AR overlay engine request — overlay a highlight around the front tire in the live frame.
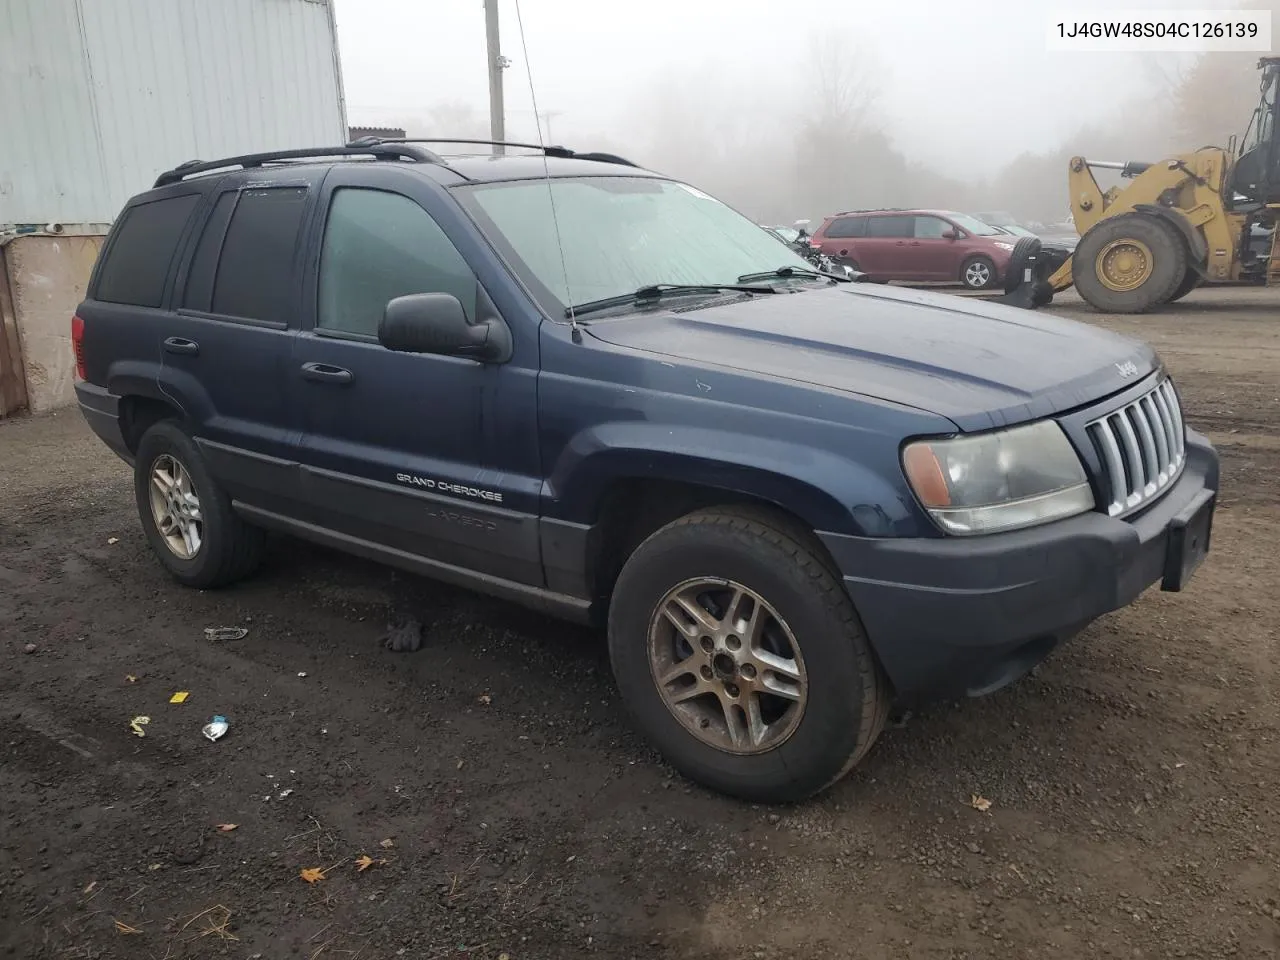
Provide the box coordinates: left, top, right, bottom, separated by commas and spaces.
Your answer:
960, 256, 997, 290
1073, 213, 1188, 313
134, 421, 264, 589
607, 507, 889, 803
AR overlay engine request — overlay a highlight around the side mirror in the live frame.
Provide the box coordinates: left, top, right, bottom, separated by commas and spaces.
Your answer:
940, 229, 957, 240
378, 293, 511, 362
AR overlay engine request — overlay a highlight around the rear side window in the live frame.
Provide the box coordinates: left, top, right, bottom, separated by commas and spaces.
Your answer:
181, 193, 237, 311
210, 187, 309, 322
94, 194, 200, 307
865, 216, 914, 238
824, 216, 865, 239
317, 188, 477, 338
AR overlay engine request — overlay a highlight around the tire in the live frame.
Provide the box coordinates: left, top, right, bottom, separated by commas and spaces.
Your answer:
1073, 213, 1188, 314
960, 255, 997, 290
607, 506, 890, 803
134, 421, 265, 589
1168, 267, 1201, 302
1002, 237, 1043, 294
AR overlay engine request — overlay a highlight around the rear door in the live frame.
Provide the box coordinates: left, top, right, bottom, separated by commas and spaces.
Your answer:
285, 165, 544, 587
162, 167, 325, 505
858, 215, 916, 277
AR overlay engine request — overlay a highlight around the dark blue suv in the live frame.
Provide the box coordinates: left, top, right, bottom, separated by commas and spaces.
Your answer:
73, 139, 1219, 802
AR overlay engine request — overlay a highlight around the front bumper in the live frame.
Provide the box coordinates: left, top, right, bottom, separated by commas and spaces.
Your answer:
819, 430, 1219, 700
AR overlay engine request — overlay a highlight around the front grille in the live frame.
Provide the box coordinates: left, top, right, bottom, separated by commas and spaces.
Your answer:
1086, 379, 1186, 517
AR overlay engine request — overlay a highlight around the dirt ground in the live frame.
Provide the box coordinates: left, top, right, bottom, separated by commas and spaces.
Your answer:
2, 286, 1277, 960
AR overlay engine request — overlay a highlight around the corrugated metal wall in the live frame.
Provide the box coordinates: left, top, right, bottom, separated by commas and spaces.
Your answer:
0, 0, 347, 225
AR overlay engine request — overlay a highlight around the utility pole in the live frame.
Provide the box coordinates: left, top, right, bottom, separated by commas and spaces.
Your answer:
541, 110, 563, 144
483, 0, 506, 155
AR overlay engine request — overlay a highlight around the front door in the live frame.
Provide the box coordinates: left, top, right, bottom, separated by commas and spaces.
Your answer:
287, 166, 544, 587
911, 215, 963, 281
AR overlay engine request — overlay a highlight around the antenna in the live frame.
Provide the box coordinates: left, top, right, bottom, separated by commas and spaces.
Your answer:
512, 0, 581, 342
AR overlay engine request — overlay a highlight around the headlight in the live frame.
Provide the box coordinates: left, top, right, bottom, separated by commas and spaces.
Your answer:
902, 421, 1094, 535
992, 241, 1015, 251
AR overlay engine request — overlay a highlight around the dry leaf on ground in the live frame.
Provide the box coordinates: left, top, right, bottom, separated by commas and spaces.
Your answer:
355, 854, 389, 872
216, 823, 238, 832
379, 838, 394, 849
114, 919, 143, 935
299, 867, 328, 884
970, 794, 993, 812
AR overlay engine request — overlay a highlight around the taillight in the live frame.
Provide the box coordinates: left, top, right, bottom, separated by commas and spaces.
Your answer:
71, 314, 86, 380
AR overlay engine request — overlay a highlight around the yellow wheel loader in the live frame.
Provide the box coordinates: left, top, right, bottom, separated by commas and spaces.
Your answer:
1032, 56, 1279, 314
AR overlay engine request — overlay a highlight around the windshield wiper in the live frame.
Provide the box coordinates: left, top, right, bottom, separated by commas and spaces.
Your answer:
736, 265, 844, 284
566, 283, 778, 319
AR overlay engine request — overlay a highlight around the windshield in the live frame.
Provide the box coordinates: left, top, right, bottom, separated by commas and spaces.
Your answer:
1001, 224, 1035, 237
455, 176, 816, 316
772, 227, 800, 243
947, 213, 1004, 236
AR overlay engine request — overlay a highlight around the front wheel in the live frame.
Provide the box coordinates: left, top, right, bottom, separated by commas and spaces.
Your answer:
607, 507, 890, 803
961, 256, 997, 290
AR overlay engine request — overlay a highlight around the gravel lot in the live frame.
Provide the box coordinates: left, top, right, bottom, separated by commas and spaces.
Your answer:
2, 286, 1277, 959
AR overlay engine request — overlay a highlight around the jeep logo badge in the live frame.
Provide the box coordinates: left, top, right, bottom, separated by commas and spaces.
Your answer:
1115, 360, 1139, 378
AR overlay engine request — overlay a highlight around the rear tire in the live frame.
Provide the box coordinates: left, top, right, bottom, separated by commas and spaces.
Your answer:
1073, 213, 1188, 314
960, 256, 997, 290
134, 421, 265, 589
607, 507, 890, 803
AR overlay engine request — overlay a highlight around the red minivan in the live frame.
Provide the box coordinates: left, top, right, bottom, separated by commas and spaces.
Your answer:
808, 209, 1017, 289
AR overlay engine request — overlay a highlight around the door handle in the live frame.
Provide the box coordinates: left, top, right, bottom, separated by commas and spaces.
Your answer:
300, 362, 354, 385
896, 240, 907, 245
910, 241, 921, 246
163, 337, 199, 356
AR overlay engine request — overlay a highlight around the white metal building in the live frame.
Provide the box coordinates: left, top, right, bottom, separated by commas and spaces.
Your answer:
0, 0, 348, 418
0, 0, 348, 227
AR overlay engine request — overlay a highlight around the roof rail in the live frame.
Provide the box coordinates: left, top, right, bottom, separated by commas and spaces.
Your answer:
153, 142, 445, 188
349, 137, 639, 168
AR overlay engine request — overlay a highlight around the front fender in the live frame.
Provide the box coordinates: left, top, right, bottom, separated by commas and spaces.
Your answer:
544, 420, 923, 538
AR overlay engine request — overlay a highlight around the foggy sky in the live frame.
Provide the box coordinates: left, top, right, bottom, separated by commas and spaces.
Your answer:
332, 0, 1228, 176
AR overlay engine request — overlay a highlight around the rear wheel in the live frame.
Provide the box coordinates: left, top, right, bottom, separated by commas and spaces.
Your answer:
607, 507, 890, 803
134, 421, 265, 589
1073, 213, 1188, 313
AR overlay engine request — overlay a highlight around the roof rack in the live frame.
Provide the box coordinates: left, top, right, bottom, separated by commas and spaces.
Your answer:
348, 136, 639, 168
153, 142, 445, 188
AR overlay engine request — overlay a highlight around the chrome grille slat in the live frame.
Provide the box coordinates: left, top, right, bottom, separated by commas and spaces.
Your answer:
1142, 394, 1170, 478
1086, 378, 1186, 517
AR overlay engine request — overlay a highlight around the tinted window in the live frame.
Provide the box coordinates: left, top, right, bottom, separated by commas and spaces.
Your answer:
865, 216, 914, 238
95, 194, 200, 307
824, 216, 865, 239
914, 216, 952, 239
318, 189, 477, 337
211, 187, 309, 322
181, 192, 237, 311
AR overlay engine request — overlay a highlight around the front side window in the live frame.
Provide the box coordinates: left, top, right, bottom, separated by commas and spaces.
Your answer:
913, 216, 952, 239
455, 176, 815, 313
317, 188, 477, 337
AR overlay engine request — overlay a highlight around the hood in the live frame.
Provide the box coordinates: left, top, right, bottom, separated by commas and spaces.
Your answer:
585, 284, 1157, 432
